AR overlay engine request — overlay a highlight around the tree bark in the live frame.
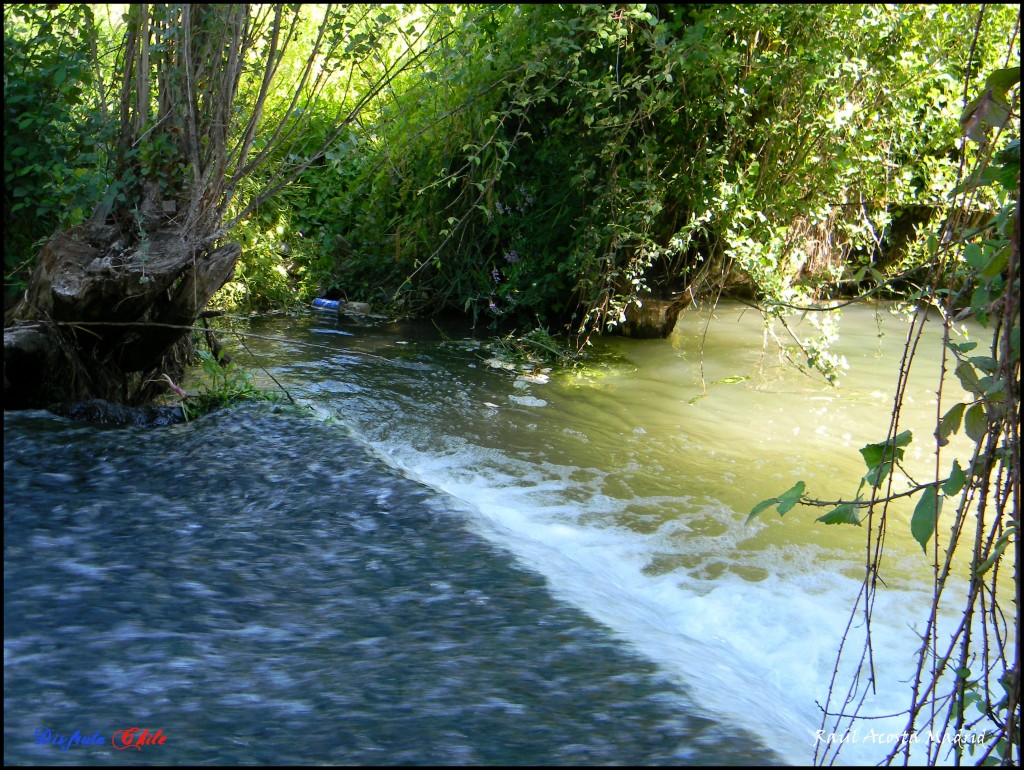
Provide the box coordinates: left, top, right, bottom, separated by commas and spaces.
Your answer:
4, 220, 239, 409
621, 296, 690, 339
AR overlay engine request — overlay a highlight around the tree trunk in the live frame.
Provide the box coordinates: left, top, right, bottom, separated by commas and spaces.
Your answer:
621, 296, 690, 339
4, 4, 249, 411
4, 220, 239, 408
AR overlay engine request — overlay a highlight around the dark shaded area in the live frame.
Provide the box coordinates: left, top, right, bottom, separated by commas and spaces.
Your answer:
51, 398, 185, 427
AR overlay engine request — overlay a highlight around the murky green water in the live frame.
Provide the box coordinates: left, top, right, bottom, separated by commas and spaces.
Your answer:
4, 301, 994, 765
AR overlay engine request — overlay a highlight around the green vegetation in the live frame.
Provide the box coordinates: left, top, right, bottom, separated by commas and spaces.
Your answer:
6, 5, 1016, 337
292, 4, 1011, 342
4, 5, 114, 292
485, 327, 580, 369
176, 349, 284, 422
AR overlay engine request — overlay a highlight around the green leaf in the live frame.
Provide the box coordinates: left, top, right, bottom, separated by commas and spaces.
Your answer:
948, 341, 977, 354
961, 90, 1011, 142
968, 356, 997, 373
964, 403, 987, 442
980, 244, 1010, 279
962, 691, 984, 713
911, 485, 942, 552
747, 497, 779, 522
970, 285, 991, 324
985, 66, 1020, 95
860, 430, 912, 486
776, 481, 805, 514
747, 481, 805, 523
975, 538, 1009, 577
993, 164, 1020, 192
860, 430, 912, 467
935, 402, 966, 446
955, 361, 983, 395
963, 243, 987, 269
816, 503, 861, 526
949, 168, 992, 196
942, 459, 967, 496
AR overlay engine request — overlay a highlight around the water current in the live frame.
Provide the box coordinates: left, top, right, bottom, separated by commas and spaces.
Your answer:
4, 301, 993, 765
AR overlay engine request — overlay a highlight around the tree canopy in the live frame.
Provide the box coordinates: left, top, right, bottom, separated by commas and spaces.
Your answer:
2, 3, 1019, 385
5, 4, 1018, 334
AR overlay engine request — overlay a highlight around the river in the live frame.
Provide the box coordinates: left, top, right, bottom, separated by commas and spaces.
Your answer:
3, 301, 991, 765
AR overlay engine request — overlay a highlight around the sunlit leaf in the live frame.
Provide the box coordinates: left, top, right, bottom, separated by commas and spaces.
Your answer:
816, 503, 861, 526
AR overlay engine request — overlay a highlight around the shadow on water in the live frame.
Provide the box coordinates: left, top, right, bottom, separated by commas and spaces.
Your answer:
4, 405, 780, 765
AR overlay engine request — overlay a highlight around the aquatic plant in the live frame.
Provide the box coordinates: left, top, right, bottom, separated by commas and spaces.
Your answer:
178, 349, 284, 421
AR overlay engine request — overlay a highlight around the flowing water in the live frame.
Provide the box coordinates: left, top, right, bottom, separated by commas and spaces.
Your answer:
4, 301, 993, 765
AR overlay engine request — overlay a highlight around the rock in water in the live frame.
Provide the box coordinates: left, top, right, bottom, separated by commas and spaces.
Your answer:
53, 399, 186, 427
622, 297, 689, 338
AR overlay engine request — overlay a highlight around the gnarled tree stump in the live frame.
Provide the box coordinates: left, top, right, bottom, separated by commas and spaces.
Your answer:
4, 221, 239, 409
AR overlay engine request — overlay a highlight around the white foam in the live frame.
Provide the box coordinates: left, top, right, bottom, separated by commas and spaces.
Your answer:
353, 435, 979, 766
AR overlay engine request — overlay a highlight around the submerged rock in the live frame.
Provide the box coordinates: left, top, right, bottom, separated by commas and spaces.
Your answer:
53, 398, 185, 427
622, 297, 689, 338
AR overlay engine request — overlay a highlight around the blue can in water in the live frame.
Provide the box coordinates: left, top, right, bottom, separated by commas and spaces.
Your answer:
312, 298, 340, 312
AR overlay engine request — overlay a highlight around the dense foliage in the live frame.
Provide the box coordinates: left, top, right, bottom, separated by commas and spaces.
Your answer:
6, 4, 1016, 339
285, 4, 1016, 340
3, 5, 115, 298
